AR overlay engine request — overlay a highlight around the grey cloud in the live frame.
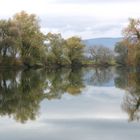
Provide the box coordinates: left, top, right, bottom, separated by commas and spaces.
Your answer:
52, 0, 140, 4
40, 15, 123, 38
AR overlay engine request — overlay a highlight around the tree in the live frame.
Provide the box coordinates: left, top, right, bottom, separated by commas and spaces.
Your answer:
89, 46, 99, 63
123, 18, 140, 41
114, 41, 128, 65
65, 37, 85, 66
46, 32, 70, 66
12, 11, 46, 66
89, 45, 114, 65
0, 11, 47, 67
0, 19, 21, 64
46, 34, 85, 66
119, 18, 140, 67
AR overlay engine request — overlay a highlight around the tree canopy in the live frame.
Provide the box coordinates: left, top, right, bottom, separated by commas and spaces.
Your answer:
115, 18, 140, 67
0, 11, 85, 68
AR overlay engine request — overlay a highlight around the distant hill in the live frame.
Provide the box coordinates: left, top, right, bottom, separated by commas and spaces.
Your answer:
83, 37, 123, 50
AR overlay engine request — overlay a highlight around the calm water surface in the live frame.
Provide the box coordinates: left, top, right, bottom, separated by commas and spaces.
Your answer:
0, 67, 139, 140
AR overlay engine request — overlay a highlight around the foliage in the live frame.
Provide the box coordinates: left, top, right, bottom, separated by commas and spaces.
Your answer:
89, 45, 114, 65
0, 19, 21, 65
115, 18, 140, 67
0, 11, 47, 67
46, 33, 85, 66
65, 37, 85, 66
114, 41, 128, 65
46, 32, 69, 66
12, 11, 47, 66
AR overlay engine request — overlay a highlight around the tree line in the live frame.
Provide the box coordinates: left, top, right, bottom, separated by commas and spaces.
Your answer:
89, 18, 140, 67
1, 11, 140, 68
0, 11, 85, 68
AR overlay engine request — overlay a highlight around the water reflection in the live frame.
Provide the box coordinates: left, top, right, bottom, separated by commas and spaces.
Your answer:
83, 67, 114, 86
0, 69, 46, 123
0, 68, 86, 123
115, 68, 140, 122
0, 67, 140, 123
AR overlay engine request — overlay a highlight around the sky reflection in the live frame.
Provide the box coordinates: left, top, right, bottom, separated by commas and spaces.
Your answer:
0, 67, 139, 140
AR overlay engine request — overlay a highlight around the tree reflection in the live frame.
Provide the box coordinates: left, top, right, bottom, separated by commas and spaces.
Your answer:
0, 67, 127, 123
0, 68, 85, 123
114, 67, 128, 89
115, 68, 140, 122
43, 68, 85, 99
0, 69, 46, 123
83, 67, 114, 86
122, 72, 140, 121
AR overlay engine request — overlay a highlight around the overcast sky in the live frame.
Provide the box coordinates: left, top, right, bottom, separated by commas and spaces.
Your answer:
0, 0, 140, 39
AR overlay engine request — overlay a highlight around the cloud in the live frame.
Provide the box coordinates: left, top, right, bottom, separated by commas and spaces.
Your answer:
0, 0, 140, 38
51, 0, 140, 4
40, 15, 126, 38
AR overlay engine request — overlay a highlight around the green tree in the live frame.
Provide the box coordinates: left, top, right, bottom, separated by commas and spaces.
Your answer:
46, 34, 85, 66
114, 42, 128, 65
46, 32, 69, 66
0, 19, 21, 65
65, 37, 85, 66
12, 11, 46, 66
